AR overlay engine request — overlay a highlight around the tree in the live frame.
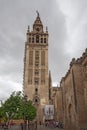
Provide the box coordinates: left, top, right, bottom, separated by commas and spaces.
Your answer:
24, 100, 36, 121
0, 91, 23, 121
0, 91, 36, 122
0, 107, 3, 123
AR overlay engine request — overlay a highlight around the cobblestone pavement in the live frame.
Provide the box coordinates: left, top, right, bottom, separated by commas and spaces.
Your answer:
0, 125, 64, 130
37, 125, 64, 130
0, 125, 21, 130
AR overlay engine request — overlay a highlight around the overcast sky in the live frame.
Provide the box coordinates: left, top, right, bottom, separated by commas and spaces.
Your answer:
0, 0, 87, 101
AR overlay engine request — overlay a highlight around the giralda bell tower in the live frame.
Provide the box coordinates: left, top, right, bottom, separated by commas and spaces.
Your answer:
23, 12, 51, 122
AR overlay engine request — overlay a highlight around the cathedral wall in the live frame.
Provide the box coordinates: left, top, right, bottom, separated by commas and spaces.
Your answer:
61, 71, 77, 130
71, 64, 87, 127
61, 49, 87, 130
56, 88, 63, 122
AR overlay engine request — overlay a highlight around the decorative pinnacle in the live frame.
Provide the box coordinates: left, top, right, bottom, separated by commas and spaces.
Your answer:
27, 25, 30, 32
46, 26, 48, 32
36, 10, 39, 17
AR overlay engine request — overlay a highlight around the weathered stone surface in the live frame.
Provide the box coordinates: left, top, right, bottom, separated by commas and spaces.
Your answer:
60, 48, 87, 130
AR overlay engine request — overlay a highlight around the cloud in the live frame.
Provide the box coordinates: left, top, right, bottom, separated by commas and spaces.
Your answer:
0, 0, 87, 100
0, 77, 22, 101
57, 0, 87, 56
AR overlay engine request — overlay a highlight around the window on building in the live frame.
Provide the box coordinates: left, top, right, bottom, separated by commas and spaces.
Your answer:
44, 38, 46, 43
33, 96, 40, 105
35, 88, 38, 92
35, 99, 38, 102
32, 37, 34, 43
41, 38, 43, 43
35, 88, 38, 95
36, 35, 39, 43
29, 38, 31, 43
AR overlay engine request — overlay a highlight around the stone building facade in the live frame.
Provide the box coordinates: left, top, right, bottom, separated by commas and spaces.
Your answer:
23, 12, 52, 123
60, 48, 87, 130
52, 87, 63, 122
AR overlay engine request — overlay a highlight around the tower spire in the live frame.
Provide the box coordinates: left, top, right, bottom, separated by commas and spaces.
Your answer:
36, 10, 39, 17
27, 25, 30, 32
46, 26, 48, 33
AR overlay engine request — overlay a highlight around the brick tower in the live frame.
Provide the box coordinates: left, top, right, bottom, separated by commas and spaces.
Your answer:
23, 12, 51, 122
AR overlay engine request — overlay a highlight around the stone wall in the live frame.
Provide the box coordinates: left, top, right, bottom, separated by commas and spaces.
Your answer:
60, 48, 87, 130
52, 87, 63, 122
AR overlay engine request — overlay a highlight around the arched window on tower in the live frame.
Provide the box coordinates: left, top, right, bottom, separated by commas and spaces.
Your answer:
41, 38, 43, 43
32, 37, 34, 43
29, 37, 31, 43
35, 88, 38, 94
36, 35, 39, 43
44, 38, 46, 43
33, 96, 40, 105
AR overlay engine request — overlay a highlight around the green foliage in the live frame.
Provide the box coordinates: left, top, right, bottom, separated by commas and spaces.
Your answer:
24, 101, 36, 121
0, 91, 36, 121
0, 91, 23, 120
0, 107, 3, 122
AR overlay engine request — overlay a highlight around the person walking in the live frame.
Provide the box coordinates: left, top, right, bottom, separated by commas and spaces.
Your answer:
20, 123, 23, 130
